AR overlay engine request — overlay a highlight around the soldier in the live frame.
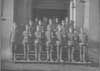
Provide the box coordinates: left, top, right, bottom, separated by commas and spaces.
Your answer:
35, 20, 42, 61
56, 23, 62, 62
45, 18, 52, 61
40, 19, 48, 61
46, 18, 52, 44
22, 24, 31, 60
27, 20, 37, 61
42, 17, 48, 31
79, 28, 88, 62
60, 20, 69, 62
10, 22, 17, 60
73, 29, 81, 62
61, 20, 66, 46
50, 18, 58, 62
64, 17, 69, 47
29, 20, 37, 43
67, 25, 74, 62
64, 17, 69, 33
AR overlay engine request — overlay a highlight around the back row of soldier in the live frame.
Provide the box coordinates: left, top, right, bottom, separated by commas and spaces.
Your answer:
13, 17, 89, 63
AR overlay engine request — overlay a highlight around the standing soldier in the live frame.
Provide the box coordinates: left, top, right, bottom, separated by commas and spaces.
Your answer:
40, 19, 48, 61
42, 17, 48, 31
64, 17, 69, 47
67, 24, 74, 62
45, 18, 52, 61
22, 24, 31, 60
51, 18, 58, 62
79, 28, 88, 63
35, 20, 42, 61
27, 20, 37, 61
73, 29, 81, 62
61, 20, 66, 46
64, 17, 69, 33
60, 20, 69, 62
10, 22, 17, 60
56, 23, 62, 62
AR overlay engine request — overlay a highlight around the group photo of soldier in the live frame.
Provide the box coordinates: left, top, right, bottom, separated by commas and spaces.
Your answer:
11, 17, 89, 63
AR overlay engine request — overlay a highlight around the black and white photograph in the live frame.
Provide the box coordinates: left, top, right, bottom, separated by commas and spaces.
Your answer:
0, 0, 100, 71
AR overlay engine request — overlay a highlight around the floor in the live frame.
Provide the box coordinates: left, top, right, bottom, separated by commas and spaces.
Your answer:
1, 59, 100, 71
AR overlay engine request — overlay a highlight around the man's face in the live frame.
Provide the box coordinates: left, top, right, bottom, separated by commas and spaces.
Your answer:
56, 18, 58, 23
29, 20, 32, 26
61, 20, 64, 26
65, 17, 68, 23
49, 19, 52, 25
38, 20, 42, 25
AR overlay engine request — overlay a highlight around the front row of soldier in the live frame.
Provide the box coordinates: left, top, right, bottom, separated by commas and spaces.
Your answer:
12, 17, 89, 63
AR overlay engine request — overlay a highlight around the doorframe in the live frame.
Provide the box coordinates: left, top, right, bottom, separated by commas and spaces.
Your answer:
70, 0, 76, 26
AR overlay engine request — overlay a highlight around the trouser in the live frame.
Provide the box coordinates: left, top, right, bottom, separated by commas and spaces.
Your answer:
40, 43, 48, 61
12, 42, 16, 60
51, 42, 58, 61
61, 47, 69, 61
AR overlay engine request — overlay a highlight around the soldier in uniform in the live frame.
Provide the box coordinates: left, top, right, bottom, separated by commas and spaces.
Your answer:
10, 22, 17, 60
50, 18, 58, 62
73, 29, 81, 62
64, 17, 69, 33
22, 24, 31, 60
35, 20, 42, 61
27, 20, 37, 61
40, 19, 48, 61
56, 23, 62, 62
45, 18, 52, 61
79, 28, 88, 62
67, 23, 74, 62
42, 17, 48, 31
60, 20, 69, 62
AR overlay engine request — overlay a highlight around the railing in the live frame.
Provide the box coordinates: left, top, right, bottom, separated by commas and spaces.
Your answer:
13, 41, 91, 65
